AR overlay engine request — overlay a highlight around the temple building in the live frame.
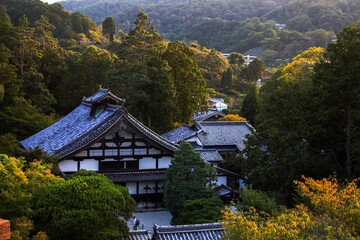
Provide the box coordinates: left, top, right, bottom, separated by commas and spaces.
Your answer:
21, 88, 244, 208
21, 88, 177, 208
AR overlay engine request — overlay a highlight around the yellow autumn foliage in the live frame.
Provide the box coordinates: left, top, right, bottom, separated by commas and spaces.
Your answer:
221, 176, 360, 239
218, 114, 247, 121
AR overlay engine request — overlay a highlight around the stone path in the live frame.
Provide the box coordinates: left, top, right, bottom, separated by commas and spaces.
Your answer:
127, 211, 172, 234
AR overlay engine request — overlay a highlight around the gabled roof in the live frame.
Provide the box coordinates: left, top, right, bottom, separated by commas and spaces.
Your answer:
197, 149, 223, 162
214, 184, 239, 197
161, 125, 198, 143
153, 223, 224, 240
21, 89, 177, 158
82, 87, 125, 104
162, 121, 254, 151
191, 110, 226, 122
196, 121, 254, 151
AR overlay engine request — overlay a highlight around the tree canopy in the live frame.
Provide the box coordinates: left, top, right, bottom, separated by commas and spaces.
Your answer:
33, 170, 136, 240
164, 141, 214, 223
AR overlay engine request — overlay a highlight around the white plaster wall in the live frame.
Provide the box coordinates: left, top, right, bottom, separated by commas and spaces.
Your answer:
186, 136, 202, 146
126, 182, 137, 194
135, 141, 146, 146
214, 176, 227, 186
89, 149, 102, 156
80, 159, 99, 171
120, 149, 132, 155
139, 157, 156, 169
90, 143, 102, 148
121, 142, 131, 147
158, 157, 171, 169
59, 160, 77, 172
106, 142, 116, 147
138, 181, 155, 194
105, 149, 117, 156
149, 148, 161, 155
134, 148, 147, 155
74, 151, 87, 157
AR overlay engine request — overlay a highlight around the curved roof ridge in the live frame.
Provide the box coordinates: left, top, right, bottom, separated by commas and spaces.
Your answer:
123, 111, 178, 152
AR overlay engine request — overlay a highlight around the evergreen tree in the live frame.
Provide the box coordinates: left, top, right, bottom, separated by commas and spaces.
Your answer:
312, 25, 360, 178
241, 84, 259, 126
162, 41, 208, 124
33, 170, 136, 240
221, 67, 233, 89
102, 16, 116, 41
164, 141, 214, 223
123, 11, 164, 65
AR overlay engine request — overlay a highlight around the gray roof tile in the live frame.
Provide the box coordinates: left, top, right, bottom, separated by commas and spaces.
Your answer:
154, 223, 224, 240
191, 110, 226, 122
123, 230, 151, 240
21, 89, 177, 158
161, 125, 197, 143
197, 121, 254, 151
197, 149, 223, 162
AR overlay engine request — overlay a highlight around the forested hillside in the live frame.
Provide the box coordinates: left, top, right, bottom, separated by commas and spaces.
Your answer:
59, 0, 360, 63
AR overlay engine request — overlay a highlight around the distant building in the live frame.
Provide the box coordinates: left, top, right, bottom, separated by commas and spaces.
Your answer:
208, 98, 227, 111
191, 110, 226, 122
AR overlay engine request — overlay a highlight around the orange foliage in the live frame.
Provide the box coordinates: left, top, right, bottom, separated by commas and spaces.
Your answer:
218, 114, 246, 121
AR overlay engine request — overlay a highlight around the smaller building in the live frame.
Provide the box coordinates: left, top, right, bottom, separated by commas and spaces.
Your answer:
124, 230, 151, 240
191, 110, 226, 122
207, 98, 227, 111
153, 223, 224, 240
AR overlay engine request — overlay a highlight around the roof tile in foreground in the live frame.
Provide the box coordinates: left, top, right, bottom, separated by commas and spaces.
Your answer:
154, 223, 224, 240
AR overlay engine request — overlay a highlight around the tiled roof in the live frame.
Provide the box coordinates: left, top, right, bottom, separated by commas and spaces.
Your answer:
21, 103, 121, 156
214, 184, 239, 197
197, 121, 254, 151
153, 223, 224, 240
100, 170, 167, 182
123, 230, 151, 240
21, 89, 177, 158
191, 110, 226, 122
161, 125, 198, 144
82, 87, 125, 104
196, 149, 223, 162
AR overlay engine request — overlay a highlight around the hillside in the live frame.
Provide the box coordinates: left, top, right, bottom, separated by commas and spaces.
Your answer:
57, 0, 360, 65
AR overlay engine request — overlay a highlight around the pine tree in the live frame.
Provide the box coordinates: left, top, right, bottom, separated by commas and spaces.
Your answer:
102, 17, 116, 41
164, 141, 214, 223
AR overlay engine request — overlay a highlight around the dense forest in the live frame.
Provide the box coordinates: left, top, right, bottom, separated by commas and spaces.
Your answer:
59, 0, 360, 64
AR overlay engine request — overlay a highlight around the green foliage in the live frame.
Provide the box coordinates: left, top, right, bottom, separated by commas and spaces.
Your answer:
237, 187, 278, 214
312, 25, 360, 178
102, 16, 116, 41
0, 154, 62, 220
33, 170, 136, 240
177, 196, 223, 225
241, 84, 259, 126
162, 41, 207, 124
164, 141, 214, 223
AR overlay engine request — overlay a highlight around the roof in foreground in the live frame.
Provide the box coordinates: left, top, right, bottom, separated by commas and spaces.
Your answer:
123, 230, 151, 240
153, 223, 224, 240
21, 89, 178, 158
